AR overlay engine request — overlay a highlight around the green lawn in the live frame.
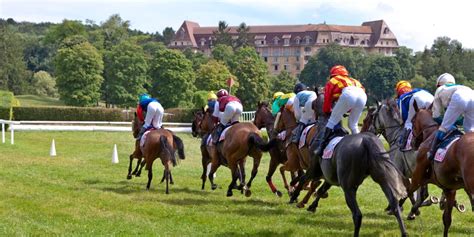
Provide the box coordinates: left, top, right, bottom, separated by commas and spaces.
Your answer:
0, 131, 473, 236
16, 95, 65, 107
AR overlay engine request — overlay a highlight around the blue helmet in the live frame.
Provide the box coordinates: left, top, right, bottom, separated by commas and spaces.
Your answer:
293, 83, 307, 94
139, 93, 151, 103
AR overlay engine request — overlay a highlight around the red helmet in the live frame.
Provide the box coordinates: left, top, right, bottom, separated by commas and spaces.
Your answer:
330, 65, 349, 77
216, 89, 229, 98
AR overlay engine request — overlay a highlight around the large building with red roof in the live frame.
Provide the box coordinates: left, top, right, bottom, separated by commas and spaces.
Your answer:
169, 20, 398, 77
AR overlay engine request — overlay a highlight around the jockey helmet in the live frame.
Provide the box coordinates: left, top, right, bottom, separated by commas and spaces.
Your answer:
395, 80, 412, 96
293, 83, 307, 94
207, 91, 217, 100
330, 65, 349, 77
216, 89, 229, 98
436, 73, 455, 87
273, 92, 284, 100
139, 93, 151, 103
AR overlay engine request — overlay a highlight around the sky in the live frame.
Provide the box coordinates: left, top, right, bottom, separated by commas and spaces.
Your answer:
1, 0, 473, 52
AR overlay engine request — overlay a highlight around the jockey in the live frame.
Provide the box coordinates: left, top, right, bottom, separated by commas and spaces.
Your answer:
206, 91, 217, 113
211, 89, 243, 143
395, 80, 434, 150
314, 65, 367, 156
271, 91, 296, 116
291, 83, 317, 143
136, 93, 164, 140
427, 73, 474, 160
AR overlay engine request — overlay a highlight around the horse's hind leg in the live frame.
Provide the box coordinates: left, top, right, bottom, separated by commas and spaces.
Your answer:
280, 166, 290, 192
245, 154, 262, 197
237, 160, 246, 192
297, 180, 319, 208
208, 160, 220, 190
307, 181, 332, 213
127, 155, 134, 179
136, 159, 146, 177
146, 163, 153, 190
267, 150, 283, 197
226, 161, 239, 197
442, 190, 456, 237
379, 181, 408, 237
132, 158, 141, 175
169, 172, 174, 185
201, 149, 210, 190
165, 169, 170, 194
343, 188, 363, 237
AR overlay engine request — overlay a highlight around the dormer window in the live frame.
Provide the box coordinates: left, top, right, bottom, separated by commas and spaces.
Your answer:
200, 38, 206, 46
304, 36, 312, 44
273, 37, 280, 45
383, 27, 390, 34
295, 37, 301, 44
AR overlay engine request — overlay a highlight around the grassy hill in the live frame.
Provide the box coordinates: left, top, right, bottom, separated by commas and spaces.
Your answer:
16, 95, 65, 107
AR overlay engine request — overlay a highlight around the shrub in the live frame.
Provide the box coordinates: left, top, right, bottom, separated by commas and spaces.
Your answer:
0, 90, 16, 120
163, 108, 196, 123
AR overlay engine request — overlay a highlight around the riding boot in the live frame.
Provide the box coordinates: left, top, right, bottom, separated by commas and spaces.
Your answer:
136, 126, 148, 141
212, 123, 225, 144
427, 135, 442, 161
398, 128, 411, 151
291, 123, 304, 144
314, 127, 333, 157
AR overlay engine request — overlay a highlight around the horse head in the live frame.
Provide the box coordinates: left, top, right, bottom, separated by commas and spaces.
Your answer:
132, 112, 143, 139
362, 99, 402, 138
200, 109, 215, 134
191, 107, 205, 137
411, 101, 437, 150
276, 105, 297, 132
253, 101, 274, 132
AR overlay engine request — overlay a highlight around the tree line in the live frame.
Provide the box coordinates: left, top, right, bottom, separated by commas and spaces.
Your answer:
1, 16, 473, 109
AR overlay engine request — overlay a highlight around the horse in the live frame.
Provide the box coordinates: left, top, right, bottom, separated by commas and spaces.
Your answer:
407, 103, 474, 236
203, 110, 276, 197
131, 113, 185, 194
253, 101, 288, 197
361, 99, 434, 215
291, 113, 409, 236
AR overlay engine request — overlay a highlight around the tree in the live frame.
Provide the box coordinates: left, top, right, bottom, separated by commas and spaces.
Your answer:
44, 19, 87, 46
100, 14, 130, 50
271, 71, 297, 93
149, 49, 195, 108
195, 60, 235, 91
213, 21, 232, 46
211, 44, 234, 66
234, 22, 250, 49
183, 48, 209, 71
32, 71, 58, 97
365, 56, 402, 101
54, 37, 104, 106
104, 41, 148, 107
231, 47, 270, 109
0, 24, 30, 94
162, 27, 175, 45
394, 46, 415, 80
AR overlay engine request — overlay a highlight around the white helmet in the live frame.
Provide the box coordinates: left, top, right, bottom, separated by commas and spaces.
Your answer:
436, 73, 455, 87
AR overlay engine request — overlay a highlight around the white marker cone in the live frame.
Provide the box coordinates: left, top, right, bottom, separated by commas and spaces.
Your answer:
112, 144, 119, 164
50, 139, 57, 157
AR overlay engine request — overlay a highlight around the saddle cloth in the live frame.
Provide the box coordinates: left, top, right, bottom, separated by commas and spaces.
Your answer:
219, 125, 233, 142
299, 124, 316, 148
206, 134, 213, 146
434, 137, 460, 163
404, 132, 414, 150
140, 128, 157, 148
322, 136, 344, 159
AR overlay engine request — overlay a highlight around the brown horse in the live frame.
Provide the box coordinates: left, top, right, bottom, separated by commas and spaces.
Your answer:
275, 103, 323, 208
131, 113, 185, 194
253, 101, 288, 197
408, 103, 474, 236
203, 110, 276, 197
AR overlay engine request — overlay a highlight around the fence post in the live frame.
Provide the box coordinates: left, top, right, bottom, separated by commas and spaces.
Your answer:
1, 121, 4, 144
10, 123, 14, 145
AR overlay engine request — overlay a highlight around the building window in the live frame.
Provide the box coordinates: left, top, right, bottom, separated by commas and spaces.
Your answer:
273, 57, 278, 62
304, 47, 311, 52
284, 48, 290, 56
383, 27, 390, 34
296, 56, 299, 62
174, 42, 177, 46
273, 37, 279, 45
285, 57, 289, 62
284, 39, 290, 46
273, 48, 281, 56
264, 57, 268, 62
295, 49, 301, 55
295, 38, 300, 44
360, 40, 365, 45
349, 36, 355, 45
284, 65, 288, 71
200, 39, 206, 46
304, 56, 310, 61
181, 42, 183, 45
261, 40, 265, 45
274, 65, 279, 71
296, 65, 300, 71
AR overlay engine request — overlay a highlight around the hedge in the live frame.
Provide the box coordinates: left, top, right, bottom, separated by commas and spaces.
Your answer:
13, 107, 124, 121
164, 108, 197, 123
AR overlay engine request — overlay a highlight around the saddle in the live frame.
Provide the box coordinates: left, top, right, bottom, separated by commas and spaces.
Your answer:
433, 128, 464, 163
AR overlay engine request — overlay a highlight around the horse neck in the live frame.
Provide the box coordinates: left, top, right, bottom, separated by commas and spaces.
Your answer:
282, 109, 297, 131
381, 120, 402, 146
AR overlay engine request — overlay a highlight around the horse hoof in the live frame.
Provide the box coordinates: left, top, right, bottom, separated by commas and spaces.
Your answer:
170, 181, 174, 185
227, 190, 233, 197
307, 206, 316, 213
456, 204, 466, 213
415, 209, 420, 216
407, 213, 416, 220
211, 184, 217, 190
289, 198, 297, 204
127, 175, 132, 180
296, 202, 305, 208
275, 190, 283, 198
245, 189, 252, 197
431, 196, 439, 204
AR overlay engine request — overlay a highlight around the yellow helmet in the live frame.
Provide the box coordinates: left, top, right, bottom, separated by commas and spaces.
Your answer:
273, 92, 284, 99
395, 80, 412, 96
207, 91, 217, 100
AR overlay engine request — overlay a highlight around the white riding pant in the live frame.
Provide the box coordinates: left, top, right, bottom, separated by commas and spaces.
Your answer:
405, 90, 434, 130
295, 94, 317, 125
144, 101, 164, 129
327, 86, 367, 134
440, 87, 474, 133
220, 101, 243, 125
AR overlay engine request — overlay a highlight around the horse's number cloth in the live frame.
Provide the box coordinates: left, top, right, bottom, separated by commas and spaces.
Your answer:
434, 137, 460, 163
299, 124, 315, 148
404, 132, 413, 150
206, 134, 213, 146
322, 136, 344, 159
219, 125, 233, 142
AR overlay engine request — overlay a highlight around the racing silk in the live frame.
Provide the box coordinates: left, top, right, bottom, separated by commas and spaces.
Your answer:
295, 91, 315, 107
432, 84, 467, 119
207, 100, 216, 112
136, 104, 144, 122
323, 75, 364, 114
271, 93, 295, 116
217, 95, 241, 112
397, 88, 423, 122
137, 98, 158, 121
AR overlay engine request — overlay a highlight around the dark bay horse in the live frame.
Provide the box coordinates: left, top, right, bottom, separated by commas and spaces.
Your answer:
131, 113, 185, 194
361, 99, 433, 215
253, 101, 288, 197
191, 107, 215, 190
408, 104, 474, 236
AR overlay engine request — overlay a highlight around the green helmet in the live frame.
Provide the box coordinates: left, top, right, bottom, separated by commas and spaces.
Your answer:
139, 93, 151, 103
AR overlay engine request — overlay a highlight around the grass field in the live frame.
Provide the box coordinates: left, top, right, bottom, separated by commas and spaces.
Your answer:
16, 95, 65, 107
0, 131, 473, 236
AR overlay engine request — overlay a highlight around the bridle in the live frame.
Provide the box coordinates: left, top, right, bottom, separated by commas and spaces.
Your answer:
369, 104, 403, 145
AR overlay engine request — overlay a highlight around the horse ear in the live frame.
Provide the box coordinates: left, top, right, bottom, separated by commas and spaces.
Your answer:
134, 112, 137, 117
427, 102, 433, 111
201, 106, 205, 113
413, 99, 419, 112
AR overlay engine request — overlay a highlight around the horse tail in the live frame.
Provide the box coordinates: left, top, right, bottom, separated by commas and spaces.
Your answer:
172, 134, 185, 160
160, 136, 177, 167
365, 135, 407, 200
247, 132, 276, 152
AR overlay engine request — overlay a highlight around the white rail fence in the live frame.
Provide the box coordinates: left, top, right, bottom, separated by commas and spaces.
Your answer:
1, 111, 257, 144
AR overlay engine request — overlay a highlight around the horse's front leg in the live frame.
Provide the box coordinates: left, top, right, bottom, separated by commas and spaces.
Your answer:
442, 190, 456, 237
237, 160, 246, 192
226, 160, 239, 197
266, 151, 282, 197
136, 159, 145, 177
245, 155, 261, 197
127, 154, 134, 179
